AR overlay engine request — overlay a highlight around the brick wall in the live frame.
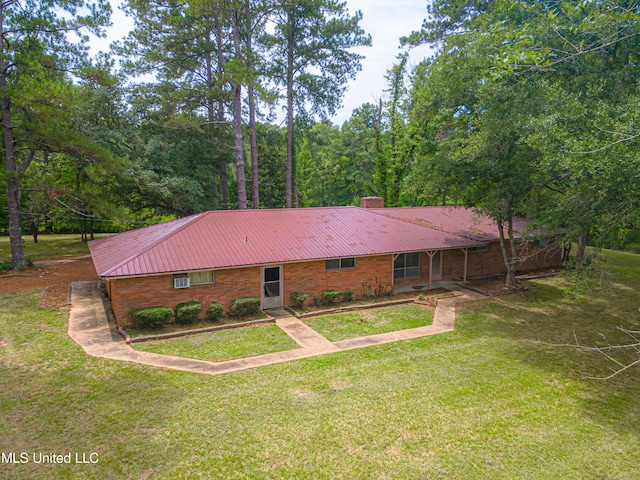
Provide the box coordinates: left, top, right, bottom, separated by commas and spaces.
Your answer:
109, 266, 260, 322
106, 242, 562, 322
283, 255, 393, 303
443, 241, 562, 280
108, 256, 394, 322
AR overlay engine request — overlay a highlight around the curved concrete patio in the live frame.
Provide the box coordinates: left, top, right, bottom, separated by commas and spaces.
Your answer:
67, 281, 487, 376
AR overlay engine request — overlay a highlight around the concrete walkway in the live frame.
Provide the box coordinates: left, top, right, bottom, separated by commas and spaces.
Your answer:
68, 281, 487, 376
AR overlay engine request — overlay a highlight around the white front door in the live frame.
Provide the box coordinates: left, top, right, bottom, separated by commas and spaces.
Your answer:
262, 266, 282, 309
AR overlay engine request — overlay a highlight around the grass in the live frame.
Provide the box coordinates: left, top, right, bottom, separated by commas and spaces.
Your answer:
0, 233, 111, 261
302, 303, 434, 342
133, 324, 300, 361
1, 248, 639, 478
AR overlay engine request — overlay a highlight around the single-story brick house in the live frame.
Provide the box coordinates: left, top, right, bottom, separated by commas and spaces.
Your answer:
89, 198, 562, 323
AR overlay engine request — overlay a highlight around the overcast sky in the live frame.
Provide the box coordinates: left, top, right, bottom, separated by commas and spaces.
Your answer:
334, 1, 432, 124
91, 0, 433, 125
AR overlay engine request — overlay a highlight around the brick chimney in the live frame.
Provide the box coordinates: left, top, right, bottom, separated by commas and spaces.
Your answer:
360, 196, 385, 209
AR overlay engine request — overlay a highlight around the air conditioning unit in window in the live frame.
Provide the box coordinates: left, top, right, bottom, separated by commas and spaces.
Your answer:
173, 276, 190, 289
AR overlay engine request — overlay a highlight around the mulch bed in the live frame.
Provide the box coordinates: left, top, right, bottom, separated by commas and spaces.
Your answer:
123, 313, 272, 339
291, 288, 452, 316
125, 316, 276, 344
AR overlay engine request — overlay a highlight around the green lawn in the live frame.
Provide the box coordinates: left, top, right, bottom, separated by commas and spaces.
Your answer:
133, 324, 300, 361
303, 303, 434, 341
0, 233, 111, 261
1, 249, 639, 479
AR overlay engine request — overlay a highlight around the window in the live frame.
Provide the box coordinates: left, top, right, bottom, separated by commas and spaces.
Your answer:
326, 257, 356, 271
468, 244, 489, 254
173, 271, 214, 289
394, 252, 421, 280
189, 270, 215, 285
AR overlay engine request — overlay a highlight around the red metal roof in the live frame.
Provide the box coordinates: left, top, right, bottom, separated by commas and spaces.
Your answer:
371, 206, 532, 242
89, 206, 485, 278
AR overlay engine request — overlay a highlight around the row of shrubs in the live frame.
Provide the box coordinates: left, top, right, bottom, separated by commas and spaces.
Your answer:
290, 289, 355, 309
128, 297, 261, 330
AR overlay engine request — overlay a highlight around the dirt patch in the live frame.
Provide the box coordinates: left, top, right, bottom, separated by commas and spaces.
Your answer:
464, 269, 562, 295
464, 276, 513, 295
0, 256, 98, 306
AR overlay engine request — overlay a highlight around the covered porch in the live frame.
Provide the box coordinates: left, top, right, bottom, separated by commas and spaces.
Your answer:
391, 247, 471, 291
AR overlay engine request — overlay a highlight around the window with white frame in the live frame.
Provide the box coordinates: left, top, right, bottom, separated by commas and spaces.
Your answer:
468, 244, 490, 254
394, 252, 421, 280
326, 257, 356, 271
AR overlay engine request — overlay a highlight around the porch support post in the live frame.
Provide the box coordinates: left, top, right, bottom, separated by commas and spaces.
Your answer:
461, 247, 468, 282
426, 250, 436, 289
391, 253, 400, 288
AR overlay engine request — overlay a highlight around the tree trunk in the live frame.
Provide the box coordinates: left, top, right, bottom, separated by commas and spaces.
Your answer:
374, 98, 387, 198
507, 215, 520, 286
6, 172, 26, 268
562, 241, 572, 262
285, 11, 295, 208
205, 23, 220, 210
497, 199, 519, 287
31, 221, 39, 243
218, 90, 229, 210
575, 230, 588, 266
233, 82, 247, 209
231, 8, 247, 209
1, 11, 27, 269
248, 83, 259, 208
498, 223, 517, 287
245, 2, 259, 209
220, 157, 229, 209
285, 72, 294, 208
214, 13, 229, 210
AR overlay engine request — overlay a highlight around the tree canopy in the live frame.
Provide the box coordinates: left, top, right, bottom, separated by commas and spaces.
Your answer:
402, 0, 640, 281
2, 0, 640, 273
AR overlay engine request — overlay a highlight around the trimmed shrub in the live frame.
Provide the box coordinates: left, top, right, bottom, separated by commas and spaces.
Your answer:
322, 289, 343, 305
343, 289, 355, 302
174, 301, 203, 324
290, 291, 308, 308
129, 306, 172, 329
206, 302, 225, 321
313, 295, 322, 306
231, 297, 261, 317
